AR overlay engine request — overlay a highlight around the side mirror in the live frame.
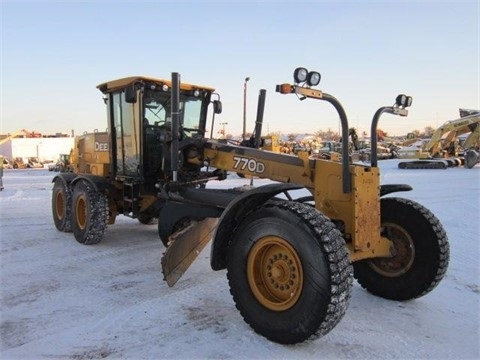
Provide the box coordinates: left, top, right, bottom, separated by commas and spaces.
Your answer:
213, 100, 222, 114
125, 85, 137, 103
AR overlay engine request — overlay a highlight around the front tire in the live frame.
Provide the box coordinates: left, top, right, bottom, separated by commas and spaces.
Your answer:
227, 201, 353, 344
353, 197, 449, 300
52, 178, 72, 232
71, 180, 108, 245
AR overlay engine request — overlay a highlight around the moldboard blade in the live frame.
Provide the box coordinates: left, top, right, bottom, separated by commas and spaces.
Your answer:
161, 218, 219, 287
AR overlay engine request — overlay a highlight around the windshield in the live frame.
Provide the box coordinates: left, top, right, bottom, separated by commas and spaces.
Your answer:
143, 89, 204, 136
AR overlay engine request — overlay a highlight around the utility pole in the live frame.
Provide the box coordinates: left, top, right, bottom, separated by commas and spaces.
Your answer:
243, 77, 250, 139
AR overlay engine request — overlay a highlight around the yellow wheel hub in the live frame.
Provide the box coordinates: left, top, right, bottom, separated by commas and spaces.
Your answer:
369, 223, 415, 277
55, 191, 64, 220
75, 195, 87, 230
247, 236, 303, 311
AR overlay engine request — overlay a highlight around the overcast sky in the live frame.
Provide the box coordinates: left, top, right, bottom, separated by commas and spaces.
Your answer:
2, 0, 478, 137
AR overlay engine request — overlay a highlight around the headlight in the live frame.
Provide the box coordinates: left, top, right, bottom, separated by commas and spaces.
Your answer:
293, 67, 308, 83
395, 94, 413, 107
307, 71, 321, 86
293, 67, 321, 87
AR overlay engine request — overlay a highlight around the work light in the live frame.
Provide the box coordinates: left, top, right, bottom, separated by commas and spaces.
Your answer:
293, 67, 321, 87
307, 71, 321, 86
395, 94, 413, 108
293, 67, 308, 83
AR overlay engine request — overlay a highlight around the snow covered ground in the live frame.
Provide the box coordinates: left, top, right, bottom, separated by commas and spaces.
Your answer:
1, 160, 479, 360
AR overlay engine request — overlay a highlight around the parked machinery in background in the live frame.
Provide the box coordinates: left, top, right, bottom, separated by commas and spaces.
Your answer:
398, 109, 479, 169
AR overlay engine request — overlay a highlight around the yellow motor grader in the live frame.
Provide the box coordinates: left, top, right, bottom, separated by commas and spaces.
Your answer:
52, 68, 449, 344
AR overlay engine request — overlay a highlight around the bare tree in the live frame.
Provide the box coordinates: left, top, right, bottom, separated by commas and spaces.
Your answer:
315, 128, 339, 141
424, 126, 435, 137
410, 129, 421, 138
287, 133, 298, 142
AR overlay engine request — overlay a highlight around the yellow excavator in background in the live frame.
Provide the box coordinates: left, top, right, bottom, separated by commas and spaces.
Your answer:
0, 129, 29, 146
399, 109, 480, 169
424, 109, 479, 157
0, 129, 42, 145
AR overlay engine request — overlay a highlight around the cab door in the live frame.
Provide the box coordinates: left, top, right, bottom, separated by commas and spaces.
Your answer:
111, 90, 141, 178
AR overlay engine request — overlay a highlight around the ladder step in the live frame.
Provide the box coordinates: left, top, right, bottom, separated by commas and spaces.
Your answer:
123, 181, 140, 215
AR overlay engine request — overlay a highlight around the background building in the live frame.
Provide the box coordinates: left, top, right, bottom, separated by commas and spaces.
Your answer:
0, 132, 74, 164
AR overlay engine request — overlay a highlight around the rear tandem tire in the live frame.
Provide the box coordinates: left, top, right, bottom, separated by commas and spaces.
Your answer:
52, 178, 72, 232
353, 197, 449, 300
71, 180, 108, 245
226, 201, 353, 344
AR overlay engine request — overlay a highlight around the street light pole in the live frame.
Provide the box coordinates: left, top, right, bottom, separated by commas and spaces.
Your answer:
243, 77, 250, 139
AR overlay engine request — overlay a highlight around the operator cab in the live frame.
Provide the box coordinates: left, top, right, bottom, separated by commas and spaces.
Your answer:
97, 76, 218, 189
142, 88, 206, 179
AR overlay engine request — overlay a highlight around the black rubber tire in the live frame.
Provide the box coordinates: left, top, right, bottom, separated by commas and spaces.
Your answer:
353, 197, 449, 300
52, 178, 72, 232
465, 149, 479, 169
226, 201, 353, 344
71, 180, 108, 245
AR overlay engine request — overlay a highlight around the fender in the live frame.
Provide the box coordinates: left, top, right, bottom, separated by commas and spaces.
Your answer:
210, 182, 304, 271
157, 201, 224, 244
71, 174, 112, 193
380, 184, 412, 197
52, 172, 111, 193
52, 172, 76, 186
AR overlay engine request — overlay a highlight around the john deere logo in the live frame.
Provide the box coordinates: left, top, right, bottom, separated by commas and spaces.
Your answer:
95, 142, 109, 151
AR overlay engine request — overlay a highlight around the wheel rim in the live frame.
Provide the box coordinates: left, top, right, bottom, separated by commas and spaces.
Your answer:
75, 195, 87, 230
55, 191, 64, 220
369, 222, 415, 277
247, 236, 303, 311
